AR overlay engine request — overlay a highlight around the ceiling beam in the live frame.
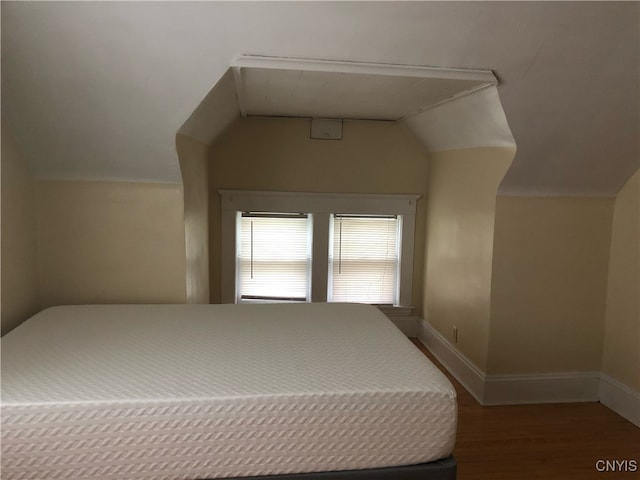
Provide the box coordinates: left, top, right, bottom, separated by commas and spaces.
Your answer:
231, 55, 498, 84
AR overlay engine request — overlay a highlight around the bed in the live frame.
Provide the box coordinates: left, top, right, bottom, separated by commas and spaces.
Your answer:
1, 303, 457, 480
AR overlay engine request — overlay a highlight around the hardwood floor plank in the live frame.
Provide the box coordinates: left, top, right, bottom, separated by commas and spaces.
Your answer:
410, 339, 640, 479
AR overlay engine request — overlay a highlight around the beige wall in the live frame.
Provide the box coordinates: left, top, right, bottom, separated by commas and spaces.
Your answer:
488, 196, 614, 374
177, 134, 210, 304
36, 181, 187, 307
1, 123, 41, 334
602, 170, 639, 389
209, 117, 429, 308
423, 147, 515, 370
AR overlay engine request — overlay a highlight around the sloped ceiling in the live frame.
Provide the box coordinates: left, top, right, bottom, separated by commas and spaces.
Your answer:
2, 2, 638, 195
405, 86, 516, 154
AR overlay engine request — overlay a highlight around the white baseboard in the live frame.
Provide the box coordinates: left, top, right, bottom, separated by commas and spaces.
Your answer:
483, 371, 600, 406
417, 318, 639, 427
599, 373, 640, 428
417, 319, 486, 404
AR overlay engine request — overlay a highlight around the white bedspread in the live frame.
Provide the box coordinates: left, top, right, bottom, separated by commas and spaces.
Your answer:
1, 303, 457, 480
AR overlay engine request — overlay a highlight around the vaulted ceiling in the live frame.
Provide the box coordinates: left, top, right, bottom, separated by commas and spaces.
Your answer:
2, 2, 638, 196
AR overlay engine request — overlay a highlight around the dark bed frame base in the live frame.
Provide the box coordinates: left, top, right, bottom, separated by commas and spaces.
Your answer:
218, 456, 457, 480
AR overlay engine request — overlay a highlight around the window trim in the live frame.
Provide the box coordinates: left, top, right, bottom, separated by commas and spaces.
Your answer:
219, 190, 420, 307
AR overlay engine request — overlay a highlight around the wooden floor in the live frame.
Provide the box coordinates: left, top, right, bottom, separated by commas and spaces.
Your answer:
410, 339, 640, 480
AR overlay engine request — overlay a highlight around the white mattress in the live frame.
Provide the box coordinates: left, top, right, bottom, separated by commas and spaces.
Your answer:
1, 303, 457, 480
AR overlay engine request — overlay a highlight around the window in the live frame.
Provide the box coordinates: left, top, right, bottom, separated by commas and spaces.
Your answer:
237, 212, 312, 302
329, 215, 400, 304
220, 191, 419, 310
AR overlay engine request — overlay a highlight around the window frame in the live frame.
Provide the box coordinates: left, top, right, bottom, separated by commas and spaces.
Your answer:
219, 190, 419, 308
236, 211, 313, 304
328, 213, 401, 305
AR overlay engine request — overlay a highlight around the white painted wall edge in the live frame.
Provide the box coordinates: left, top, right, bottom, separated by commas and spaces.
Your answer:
178, 68, 240, 145
417, 318, 640, 427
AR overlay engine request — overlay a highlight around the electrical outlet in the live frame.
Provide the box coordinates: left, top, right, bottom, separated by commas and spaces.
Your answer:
453, 326, 458, 344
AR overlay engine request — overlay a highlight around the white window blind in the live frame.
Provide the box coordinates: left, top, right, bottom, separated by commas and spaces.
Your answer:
238, 212, 311, 302
329, 214, 400, 304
